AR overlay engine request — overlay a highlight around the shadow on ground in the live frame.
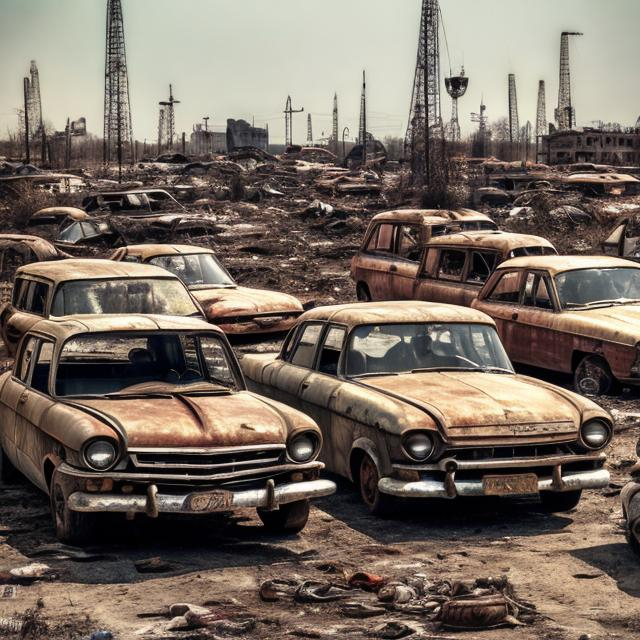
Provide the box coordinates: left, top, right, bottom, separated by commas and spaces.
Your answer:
571, 543, 640, 597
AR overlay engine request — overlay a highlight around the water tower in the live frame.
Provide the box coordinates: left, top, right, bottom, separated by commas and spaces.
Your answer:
445, 67, 469, 143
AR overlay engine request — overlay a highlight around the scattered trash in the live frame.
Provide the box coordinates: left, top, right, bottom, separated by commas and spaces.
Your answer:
369, 621, 416, 639
439, 595, 521, 630
0, 562, 57, 585
0, 617, 23, 634
134, 557, 175, 574
90, 631, 114, 640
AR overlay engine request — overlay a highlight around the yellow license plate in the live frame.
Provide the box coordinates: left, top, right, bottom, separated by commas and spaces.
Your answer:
184, 490, 234, 512
482, 474, 539, 496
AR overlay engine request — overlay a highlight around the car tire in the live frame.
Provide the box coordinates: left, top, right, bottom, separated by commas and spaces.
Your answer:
0, 446, 19, 483
258, 500, 310, 534
574, 355, 613, 397
539, 489, 582, 513
50, 472, 97, 545
358, 453, 395, 517
356, 283, 372, 302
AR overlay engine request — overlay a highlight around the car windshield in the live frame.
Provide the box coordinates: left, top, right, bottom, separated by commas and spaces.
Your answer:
55, 332, 240, 397
509, 246, 557, 258
148, 253, 235, 287
51, 278, 201, 317
346, 323, 513, 377
555, 268, 640, 308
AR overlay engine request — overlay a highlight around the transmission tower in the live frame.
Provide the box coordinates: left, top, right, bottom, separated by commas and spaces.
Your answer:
157, 106, 166, 153
445, 67, 468, 143
535, 80, 547, 161
159, 84, 180, 150
405, 0, 445, 186
508, 74, 520, 144
471, 99, 489, 158
332, 93, 339, 155
103, 0, 134, 165
284, 96, 304, 147
359, 71, 367, 163
555, 31, 583, 130
27, 61, 43, 138
307, 114, 313, 145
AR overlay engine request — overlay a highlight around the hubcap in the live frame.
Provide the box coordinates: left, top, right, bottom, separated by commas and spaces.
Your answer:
577, 361, 610, 396
360, 457, 378, 506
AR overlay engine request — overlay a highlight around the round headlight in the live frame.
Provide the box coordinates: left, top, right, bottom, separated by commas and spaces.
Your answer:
288, 433, 318, 463
84, 440, 117, 471
403, 432, 435, 462
581, 420, 611, 450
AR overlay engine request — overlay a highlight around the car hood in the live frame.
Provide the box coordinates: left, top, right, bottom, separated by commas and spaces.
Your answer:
361, 371, 581, 439
566, 305, 640, 345
192, 286, 303, 317
69, 388, 288, 448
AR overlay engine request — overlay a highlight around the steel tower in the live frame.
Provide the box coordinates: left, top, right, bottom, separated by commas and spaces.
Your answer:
445, 67, 468, 143
103, 0, 134, 164
332, 93, 339, 155
405, 0, 444, 185
535, 80, 547, 160
508, 73, 520, 145
307, 114, 313, 145
284, 96, 304, 147
27, 61, 43, 137
159, 84, 180, 150
555, 31, 583, 130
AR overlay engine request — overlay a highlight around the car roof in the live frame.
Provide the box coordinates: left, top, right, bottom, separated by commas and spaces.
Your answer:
426, 231, 555, 252
0, 234, 60, 259
497, 254, 640, 275
369, 208, 492, 225
29, 314, 220, 342
299, 301, 495, 329
16, 258, 177, 282
119, 244, 214, 260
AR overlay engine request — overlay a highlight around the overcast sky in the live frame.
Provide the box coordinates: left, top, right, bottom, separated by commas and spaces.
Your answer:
1, 0, 639, 144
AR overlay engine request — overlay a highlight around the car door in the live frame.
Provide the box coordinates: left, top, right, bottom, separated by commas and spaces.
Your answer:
388, 225, 422, 299
352, 223, 399, 300
461, 250, 500, 306
413, 247, 469, 305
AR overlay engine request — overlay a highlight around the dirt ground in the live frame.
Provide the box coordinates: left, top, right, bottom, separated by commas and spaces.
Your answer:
1, 167, 640, 638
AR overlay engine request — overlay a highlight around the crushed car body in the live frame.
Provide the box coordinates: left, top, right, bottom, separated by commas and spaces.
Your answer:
240, 301, 611, 515
0, 314, 334, 542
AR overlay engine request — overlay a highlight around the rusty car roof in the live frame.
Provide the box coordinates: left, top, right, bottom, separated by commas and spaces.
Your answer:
118, 244, 215, 261
299, 300, 495, 329
29, 314, 221, 342
370, 208, 492, 225
426, 231, 554, 252
0, 234, 62, 260
16, 258, 177, 282
562, 173, 640, 184
496, 254, 640, 275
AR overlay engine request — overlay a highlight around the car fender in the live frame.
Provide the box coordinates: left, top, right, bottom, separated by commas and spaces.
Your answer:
349, 436, 382, 483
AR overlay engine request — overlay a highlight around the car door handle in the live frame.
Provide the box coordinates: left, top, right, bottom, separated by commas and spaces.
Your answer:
511, 312, 519, 321
301, 381, 310, 391
390, 264, 398, 273
19, 392, 28, 404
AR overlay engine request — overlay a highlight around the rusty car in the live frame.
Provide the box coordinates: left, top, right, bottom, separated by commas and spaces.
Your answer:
241, 301, 611, 515
111, 244, 304, 336
621, 456, 640, 555
561, 173, 640, 197
602, 212, 640, 261
473, 255, 640, 396
352, 228, 556, 306
82, 188, 186, 214
0, 314, 334, 542
0, 259, 202, 357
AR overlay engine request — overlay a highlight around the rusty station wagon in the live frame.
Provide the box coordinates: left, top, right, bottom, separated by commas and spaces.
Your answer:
473, 255, 640, 396
0, 259, 202, 357
241, 301, 611, 515
0, 314, 334, 542
353, 229, 556, 306
111, 244, 304, 336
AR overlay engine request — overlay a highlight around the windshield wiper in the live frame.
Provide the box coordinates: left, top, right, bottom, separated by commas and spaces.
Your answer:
479, 366, 514, 374
350, 372, 399, 378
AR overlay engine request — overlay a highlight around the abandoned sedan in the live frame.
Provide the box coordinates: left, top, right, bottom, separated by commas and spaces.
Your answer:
473, 255, 640, 396
241, 301, 611, 515
621, 459, 640, 555
111, 245, 304, 336
0, 259, 202, 356
0, 315, 334, 542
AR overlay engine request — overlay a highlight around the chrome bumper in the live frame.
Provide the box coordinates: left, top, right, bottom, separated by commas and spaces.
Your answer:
379, 468, 610, 499
67, 479, 336, 516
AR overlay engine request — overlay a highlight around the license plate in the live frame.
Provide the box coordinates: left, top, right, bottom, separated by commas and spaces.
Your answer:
482, 474, 539, 497
184, 490, 233, 512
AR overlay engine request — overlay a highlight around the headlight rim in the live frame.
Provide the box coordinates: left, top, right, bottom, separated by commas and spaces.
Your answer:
401, 430, 436, 463
286, 431, 321, 464
82, 438, 119, 472
579, 419, 612, 451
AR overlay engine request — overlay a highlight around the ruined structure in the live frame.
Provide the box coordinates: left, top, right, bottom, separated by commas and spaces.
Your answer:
555, 31, 582, 131
26, 61, 43, 138
103, 0, 134, 164
190, 124, 227, 155
226, 119, 269, 152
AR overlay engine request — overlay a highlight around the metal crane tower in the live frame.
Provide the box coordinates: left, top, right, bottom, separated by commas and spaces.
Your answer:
103, 0, 134, 165
508, 74, 520, 144
445, 67, 468, 143
159, 84, 180, 150
555, 31, 583, 130
332, 93, 339, 155
535, 80, 547, 161
307, 114, 313, 145
405, 0, 444, 186
284, 96, 304, 147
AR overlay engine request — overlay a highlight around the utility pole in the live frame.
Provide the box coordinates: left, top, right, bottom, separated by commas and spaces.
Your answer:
307, 114, 313, 145
284, 96, 304, 147
23, 77, 30, 164
332, 93, 339, 155
359, 71, 367, 165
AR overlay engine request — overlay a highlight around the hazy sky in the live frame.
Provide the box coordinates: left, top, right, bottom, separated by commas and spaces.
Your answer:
1, 0, 639, 144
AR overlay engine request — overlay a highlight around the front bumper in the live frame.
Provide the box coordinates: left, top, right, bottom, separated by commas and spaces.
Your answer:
67, 478, 336, 516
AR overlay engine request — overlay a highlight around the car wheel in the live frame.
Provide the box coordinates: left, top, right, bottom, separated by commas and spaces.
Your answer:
356, 283, 372, 302
539, 489, 582, 513
574, 356, 613, 397
359, 453, 395, 517
50, 472, 97, 545
258, 500, 310, 534
0, 446, 19, 483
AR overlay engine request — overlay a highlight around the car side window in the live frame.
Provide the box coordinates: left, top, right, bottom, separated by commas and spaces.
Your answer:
438, 250, 466, 281
12, 277, 28, 309
487, 271, 521, 303
397, 226, 421, 261
31, 341, 53, 394
366, 224, 396, 255
16, 336, 39, 383
290, 323, 324, 369
25, 281, 50, 316
317, 326, 346, 376
523, 272, 554, 310
467, 252, 498, 284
